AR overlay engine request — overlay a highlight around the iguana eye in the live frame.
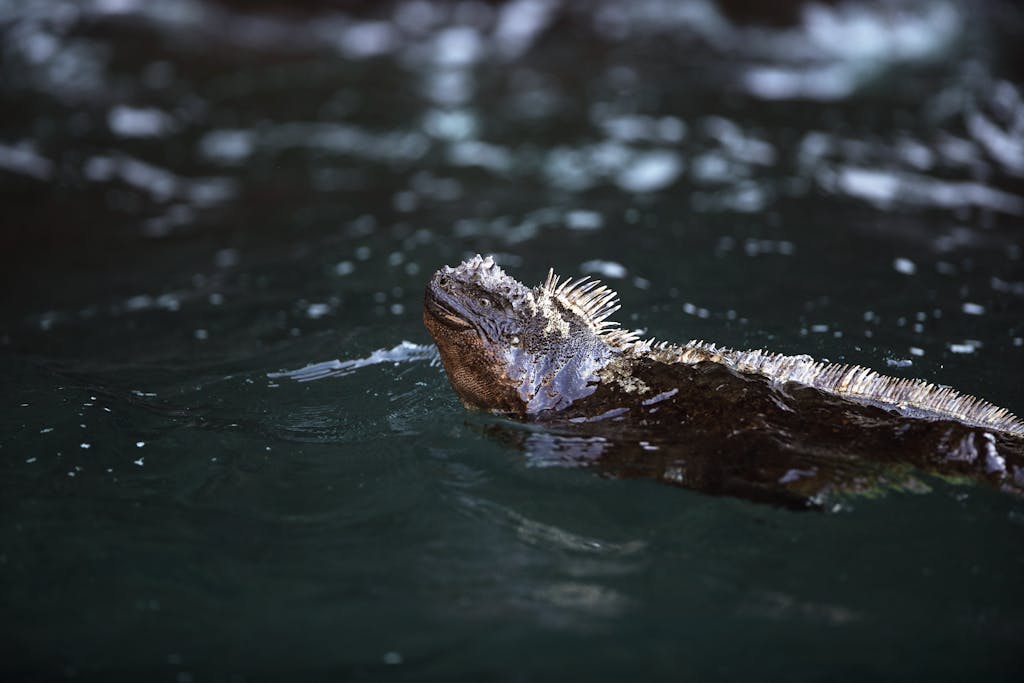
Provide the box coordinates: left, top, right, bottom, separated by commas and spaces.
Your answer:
479, 297, 493, 307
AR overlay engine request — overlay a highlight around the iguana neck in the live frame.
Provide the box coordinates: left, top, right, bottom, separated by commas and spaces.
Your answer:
506, 328, 619, 414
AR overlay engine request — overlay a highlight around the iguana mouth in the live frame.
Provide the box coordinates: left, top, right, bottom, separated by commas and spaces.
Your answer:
423, 284, 473, 330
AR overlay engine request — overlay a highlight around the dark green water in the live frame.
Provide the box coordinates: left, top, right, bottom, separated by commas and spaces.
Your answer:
2, 0, 1023, 679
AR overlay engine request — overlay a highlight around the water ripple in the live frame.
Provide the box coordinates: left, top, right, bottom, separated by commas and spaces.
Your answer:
268, 341, 439, 383
822, 165, 1024, 215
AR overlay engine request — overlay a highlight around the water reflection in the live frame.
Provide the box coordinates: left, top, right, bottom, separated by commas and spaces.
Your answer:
476, 360, 1024, 511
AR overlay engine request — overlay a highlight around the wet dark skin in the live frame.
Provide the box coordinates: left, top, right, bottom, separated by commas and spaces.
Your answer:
554, 361, 1023, 509
424, 256, 1024, 509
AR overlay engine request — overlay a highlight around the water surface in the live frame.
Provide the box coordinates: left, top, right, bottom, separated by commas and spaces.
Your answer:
2, 0, 1023, 679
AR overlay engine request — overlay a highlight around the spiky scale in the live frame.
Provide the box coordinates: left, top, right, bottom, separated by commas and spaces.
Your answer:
631, 339, 1024, 437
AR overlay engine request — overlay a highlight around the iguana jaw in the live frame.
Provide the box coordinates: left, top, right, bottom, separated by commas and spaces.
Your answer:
422, 302, 524, 414
423, 281, 473, 331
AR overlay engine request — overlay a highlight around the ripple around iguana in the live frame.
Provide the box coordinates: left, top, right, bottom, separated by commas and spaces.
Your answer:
422, 255, 1024, 508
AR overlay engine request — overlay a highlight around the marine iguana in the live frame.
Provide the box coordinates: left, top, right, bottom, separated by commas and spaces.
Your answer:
423, 255, 1024, 506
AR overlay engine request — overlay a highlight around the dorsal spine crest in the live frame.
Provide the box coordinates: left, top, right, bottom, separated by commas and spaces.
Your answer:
539, 269, 638, 345
638, 339, 1024, 436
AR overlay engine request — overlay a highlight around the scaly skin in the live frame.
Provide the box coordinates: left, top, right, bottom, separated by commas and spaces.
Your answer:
423, 255, 1024, 507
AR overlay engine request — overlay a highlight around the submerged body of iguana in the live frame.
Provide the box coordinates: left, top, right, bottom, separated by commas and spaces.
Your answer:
423, 255, 1024, 507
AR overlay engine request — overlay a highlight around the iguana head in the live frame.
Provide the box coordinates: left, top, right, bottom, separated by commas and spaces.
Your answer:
423, 254, 637, 414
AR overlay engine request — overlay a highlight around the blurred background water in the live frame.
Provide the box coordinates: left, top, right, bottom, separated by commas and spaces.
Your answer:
1, 0, 1023, 679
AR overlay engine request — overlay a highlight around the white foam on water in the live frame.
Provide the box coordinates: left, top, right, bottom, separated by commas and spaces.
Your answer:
0, 140, 54, 180
580, 260, 627, 279
198, 129, 255, 164
268, 341, 439, 382
494, 0, 557, 60
827, 166, 1024, 215
893, 257, 917, 275
961, 302, 985, 316
615, 150, 682, 193
108, 105, 175, 138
